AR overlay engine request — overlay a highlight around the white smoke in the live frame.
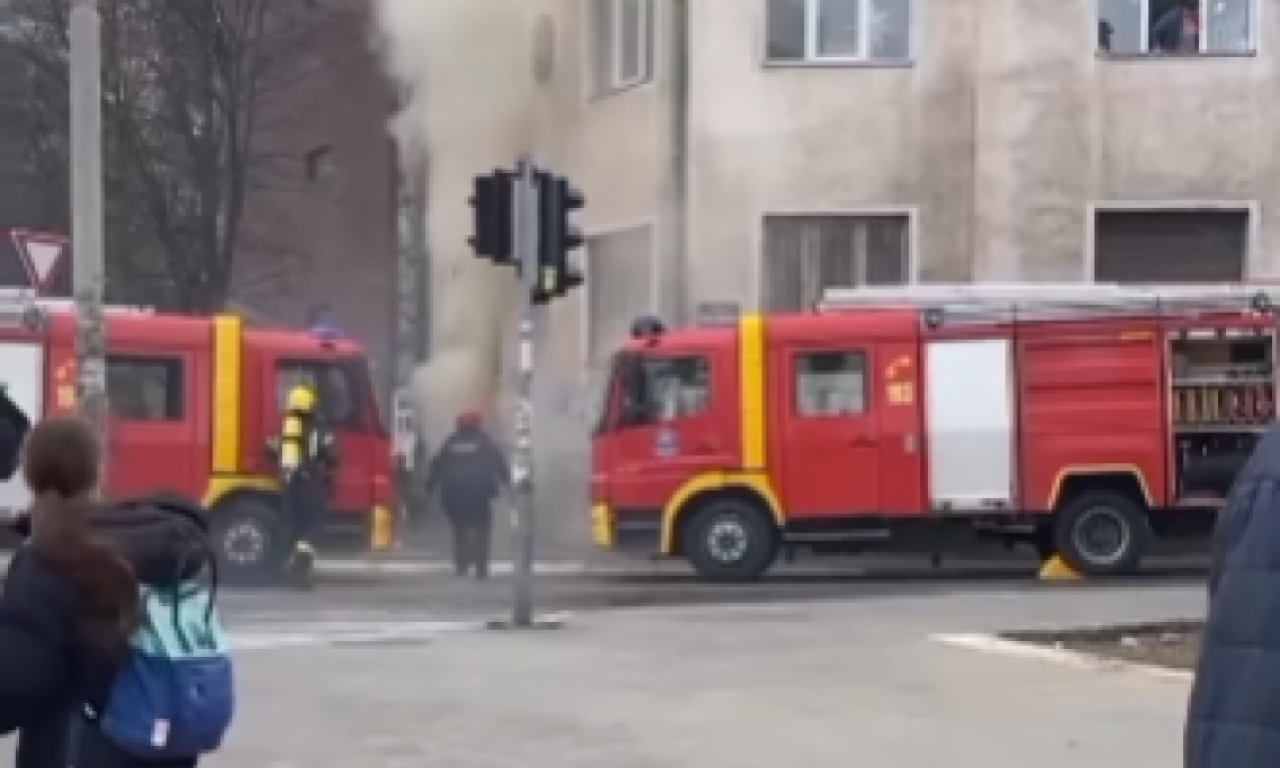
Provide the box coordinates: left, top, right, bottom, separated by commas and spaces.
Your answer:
370, 0, 538, 445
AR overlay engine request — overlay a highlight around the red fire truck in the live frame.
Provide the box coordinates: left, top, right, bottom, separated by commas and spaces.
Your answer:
590, 283, 1275, 580
0, 295, 394, 580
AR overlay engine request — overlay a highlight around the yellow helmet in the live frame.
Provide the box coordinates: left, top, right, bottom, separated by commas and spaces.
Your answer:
286, 385, 316, 412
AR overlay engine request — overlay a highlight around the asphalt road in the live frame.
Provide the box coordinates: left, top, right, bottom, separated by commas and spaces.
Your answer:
218, 553, 1211, 638
207, 583, 1202, 768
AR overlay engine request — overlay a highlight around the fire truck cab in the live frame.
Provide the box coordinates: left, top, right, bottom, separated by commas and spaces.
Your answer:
0, 294, 394, 580
591, 283, 1274, 580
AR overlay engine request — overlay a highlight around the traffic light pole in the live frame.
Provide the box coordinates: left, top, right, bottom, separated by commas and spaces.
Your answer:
469, 158, 580, 629
510, 158, 539, 628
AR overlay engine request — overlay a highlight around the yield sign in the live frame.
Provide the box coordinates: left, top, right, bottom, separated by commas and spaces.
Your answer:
10, 230, 68, 293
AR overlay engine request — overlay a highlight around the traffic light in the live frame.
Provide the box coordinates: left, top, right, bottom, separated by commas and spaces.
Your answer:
468, 170, 515, 263
532, 172, 585, 305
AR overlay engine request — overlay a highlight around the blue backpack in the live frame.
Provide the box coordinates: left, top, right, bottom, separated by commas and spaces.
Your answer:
88, 581, 236, 758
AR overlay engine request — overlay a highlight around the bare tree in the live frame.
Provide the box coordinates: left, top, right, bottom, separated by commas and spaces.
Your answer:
3, 0, 333, 311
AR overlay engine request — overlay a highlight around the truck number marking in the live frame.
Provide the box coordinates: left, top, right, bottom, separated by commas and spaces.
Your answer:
886, 382, 914, 406
56, 385, 75, 410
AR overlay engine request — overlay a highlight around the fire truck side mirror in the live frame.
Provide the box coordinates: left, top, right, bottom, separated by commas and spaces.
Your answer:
1251, 291, 1274, 314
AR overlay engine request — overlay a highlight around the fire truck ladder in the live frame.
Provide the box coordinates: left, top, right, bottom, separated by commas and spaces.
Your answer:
818, 283, 1278, 328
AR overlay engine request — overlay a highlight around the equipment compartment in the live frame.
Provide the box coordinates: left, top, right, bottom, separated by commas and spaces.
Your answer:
1170, 333, 1275, 500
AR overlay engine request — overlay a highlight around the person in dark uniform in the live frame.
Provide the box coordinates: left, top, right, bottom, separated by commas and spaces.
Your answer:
425, 410, 508, 579
275, 384, 338, 588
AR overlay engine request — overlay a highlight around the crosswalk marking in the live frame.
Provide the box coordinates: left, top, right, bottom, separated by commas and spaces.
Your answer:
228, 619, 486, 651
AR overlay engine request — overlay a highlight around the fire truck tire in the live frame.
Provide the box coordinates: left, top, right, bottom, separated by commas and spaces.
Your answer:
1053, 490, 1152, 575
210, 494, 290, 584
683, 497, 779, 582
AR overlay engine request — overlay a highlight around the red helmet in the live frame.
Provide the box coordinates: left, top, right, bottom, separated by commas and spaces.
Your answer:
457, 409, 482, 428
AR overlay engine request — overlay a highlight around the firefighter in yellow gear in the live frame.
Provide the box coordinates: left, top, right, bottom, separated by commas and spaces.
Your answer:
277, 384, 338, 588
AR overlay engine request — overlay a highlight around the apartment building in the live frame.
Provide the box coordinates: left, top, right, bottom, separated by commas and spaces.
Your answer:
412, 0, 1275, 553
489, 0, 1273, 368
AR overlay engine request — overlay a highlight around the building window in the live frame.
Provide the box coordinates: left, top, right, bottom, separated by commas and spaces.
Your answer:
585, 225, 654, 363
590, 0, 654, 96
1092, 207, 1249, 283
795, 351, 867, 416
1097, 0, 1255, 55
304, 146, 334, 183
766, 0, 911, 63
107, 355, 184, 421
762, 214, 910, 312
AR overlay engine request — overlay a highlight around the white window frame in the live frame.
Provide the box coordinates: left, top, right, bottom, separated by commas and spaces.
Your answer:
774, 0, 911, 63
592, 0, 654, 96
1102, 0, 1258, 55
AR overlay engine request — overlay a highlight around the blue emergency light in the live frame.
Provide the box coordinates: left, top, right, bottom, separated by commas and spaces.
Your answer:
309, 323, 343, 343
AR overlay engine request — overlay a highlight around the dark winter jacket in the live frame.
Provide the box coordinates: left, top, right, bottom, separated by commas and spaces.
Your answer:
425, 426, 510, 507
2, 493, 210, 768
1186, 424, 1280, 768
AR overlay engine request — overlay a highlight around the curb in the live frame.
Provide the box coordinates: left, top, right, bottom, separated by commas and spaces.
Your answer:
931, 632, 1194, 683
318, 560, 599, 576
0, 551, 605, 577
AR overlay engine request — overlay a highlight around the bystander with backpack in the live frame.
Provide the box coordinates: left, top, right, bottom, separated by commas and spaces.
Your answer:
0, 416, 234, 768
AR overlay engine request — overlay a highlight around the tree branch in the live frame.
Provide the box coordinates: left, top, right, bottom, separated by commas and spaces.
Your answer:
7, 0, 339, 311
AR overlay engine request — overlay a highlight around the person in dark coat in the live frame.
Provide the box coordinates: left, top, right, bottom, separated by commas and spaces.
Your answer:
425, 410, 509, 579
0, 416, 212, 768
1185, 423, 1280, 768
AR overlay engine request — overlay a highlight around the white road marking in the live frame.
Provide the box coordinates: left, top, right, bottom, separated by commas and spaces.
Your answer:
0, 552, 604, 576
229, 619, 487, 651
931, 632, 1194, 683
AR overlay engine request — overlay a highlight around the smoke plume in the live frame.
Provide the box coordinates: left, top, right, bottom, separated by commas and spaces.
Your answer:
370, 0, 537, 445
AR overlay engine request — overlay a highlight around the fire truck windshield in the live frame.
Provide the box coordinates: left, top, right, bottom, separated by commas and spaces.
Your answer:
596, 351, 711, 433
275, 355, 384, 434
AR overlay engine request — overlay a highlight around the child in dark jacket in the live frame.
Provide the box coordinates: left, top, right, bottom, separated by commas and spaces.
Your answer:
0, 417, 212, 768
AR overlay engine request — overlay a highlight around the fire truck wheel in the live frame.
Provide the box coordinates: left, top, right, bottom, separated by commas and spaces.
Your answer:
683, 497, 779, 582
211, 495, 290, 584
1053, 491, 1152, 575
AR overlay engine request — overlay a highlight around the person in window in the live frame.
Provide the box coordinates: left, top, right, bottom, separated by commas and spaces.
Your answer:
425, 410, 509, 579
1185, 423, 1280, 767
1152, 1, 1199, 52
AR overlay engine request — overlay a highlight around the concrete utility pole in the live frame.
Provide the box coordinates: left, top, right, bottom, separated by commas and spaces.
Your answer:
69, 0, 109, 444
510, 157, 538, 627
